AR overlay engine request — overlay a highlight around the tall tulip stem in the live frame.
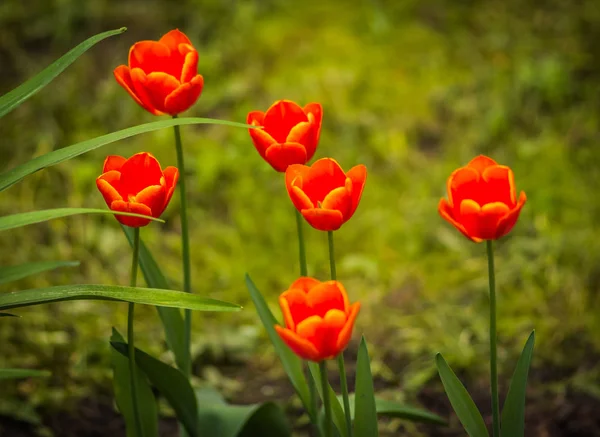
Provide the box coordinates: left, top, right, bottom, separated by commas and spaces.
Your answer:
487, 240, 500, 437
128, 227, 143, 437
295, 210, 319, 433
172, 115, 192, 378
320, 360, 333, 437
327, 231, 352, 436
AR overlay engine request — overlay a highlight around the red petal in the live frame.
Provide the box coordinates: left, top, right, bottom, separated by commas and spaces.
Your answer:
300, 158, 347, 205
482, 165, 516, 207
109, 200, 152, 228
306, 281, 346, 318
133, 185, 166, 217
459, 199, 510, 240
321, 186, 352, 220
280, 289, 310, 331
103, 155, 126, 173
301, 208, 344, 231
276, 325, 320, 361
345, 165, 367, 218
336, 302, 360, 352
264, 142, 308, 172
158, 29, 193, 50
303, 102, 323, 158
96, 173, 123, 207
162, 166, 180, 209
119, 152, 164, 197
289, 277, 321, 293
129, 41, 172, 75
467, 155, 497, 173
129, 68, 163, 115
114, 66, 153, 113
495, 191, 527, 239
144, 72, 180, 114
438, 198, 481, 243
263, 100, 308, 143
164, 75, 203, 115
180, 50, 199, 83
289, 186, 314, 211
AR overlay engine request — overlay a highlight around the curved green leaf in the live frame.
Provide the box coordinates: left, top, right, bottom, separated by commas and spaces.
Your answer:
0, 313, 19, 317
354, 337, 379, 437
336, 394, 446, 426
500, 331, 535, 437
111, 329, 158, 437
0, 260, 79, 286
0, 28, 126, 119
436, 353, 488, 437
309, 362, 348, 437
245, 275, 310, 410
0, 208, 164, 232
111, 341, 198, 437
0, 117, 252, 192
0, 369, 50, 380
196, 388, 290, 437
122, 225, 186, 371
0, 284, 242, 311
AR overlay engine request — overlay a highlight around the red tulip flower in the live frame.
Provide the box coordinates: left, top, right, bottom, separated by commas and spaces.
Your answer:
285, 158, 367, 231
114, 29, 204, 116
247, 100, 323, 172
438, 155, 527, 242
96, 152, 179, 227
275, 277, 360, 362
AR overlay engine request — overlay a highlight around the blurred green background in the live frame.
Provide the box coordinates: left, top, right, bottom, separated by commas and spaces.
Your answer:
1, 0, 600, 435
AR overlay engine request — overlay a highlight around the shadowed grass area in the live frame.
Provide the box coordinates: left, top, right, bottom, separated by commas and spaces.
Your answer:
1, 0, 600, 434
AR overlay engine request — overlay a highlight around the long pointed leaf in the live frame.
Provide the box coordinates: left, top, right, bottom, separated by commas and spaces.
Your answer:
0, 369, 50, 380
0, 208, 163, 232
0, 28, 126, 119
436, 353, 489, 437
0, 260, 79, 286
0, 118, 251, 192
244, 274, 310, 409
111, 341, 198, 437
0, 313, 19, 317
336, 394, 446, 425
0, 284, 241, 311
111, 329, 158, 437
122, 226, 186, 371
354, 337, 378, 437
500, 331, 535, 437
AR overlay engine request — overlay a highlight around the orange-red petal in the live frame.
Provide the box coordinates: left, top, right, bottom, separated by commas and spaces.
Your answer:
162, 166, 180, 207
467, 155, 497, 173
263, 100, 308, 143
159, 29, 193, 51
336, 302, 360, 352
129, 68, 162, 115
459, 199, 510, 241
96, 173, 123, 207
143, 72, 180, 114
164, 75, 203, 115
306, 282, 346, 318
438, 198, 481, 243
109, 200, 152, 228
119, 152, 163, 197
300, 158, 346, 205
129, 41, 172, 75
289, 277, 321, 293
482, 165, 516, 207
276, 325, 320, 361
114, 66, 151, 113
495, 191, 527, 238
344, 164, 367, 218
301, 208, 344, 231
180, 50, 199, 83
264, 142, 308, 172
321, 186, 352, 219
103, 155, 127, 173
134, 185, 166, 217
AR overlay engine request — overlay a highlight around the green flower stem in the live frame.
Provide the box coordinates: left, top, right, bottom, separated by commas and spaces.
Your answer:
295, 209, 308, 276
327, 231, 352, 436
128, 227, 143, 437
320, 360, 333, 437
172, 115, 192, 378
487, 240, 500, 437
173, 116, 192, 437
294, 210, 319, 432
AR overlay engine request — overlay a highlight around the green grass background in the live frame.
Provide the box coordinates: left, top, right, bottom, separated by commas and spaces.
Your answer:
1, 0, 600, 434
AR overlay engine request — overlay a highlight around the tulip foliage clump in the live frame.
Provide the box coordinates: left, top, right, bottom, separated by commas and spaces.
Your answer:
0, 27, 534, 437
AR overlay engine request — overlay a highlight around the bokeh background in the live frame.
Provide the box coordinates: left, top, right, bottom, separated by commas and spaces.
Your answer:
1, 0, 600, 435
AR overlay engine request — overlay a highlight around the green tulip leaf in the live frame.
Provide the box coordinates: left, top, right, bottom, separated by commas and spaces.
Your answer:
244, 274, 311, 412
122, 225, 186, 372
111, 341, 198, 437
354, 337, 379, 437
500, 331, 535, 437
111, 329, 158, 437
0, 208, 164, 232
0, 27, 126, 119
0, 369, 50, 380
0, 260, 79, 286
196, 387, 291, 437
0, 284, 241, 311
0, 313, 19, 317
0, 118, 252, 192
436, 353, 488, 437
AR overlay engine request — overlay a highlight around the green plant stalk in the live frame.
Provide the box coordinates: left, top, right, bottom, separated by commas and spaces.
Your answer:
487, 240, 500, 437
173, 115, 192, 437
128, 227, 143, 437
295, 209, 320, 433
328, 231, 352, 436
320, 360, 333, 437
